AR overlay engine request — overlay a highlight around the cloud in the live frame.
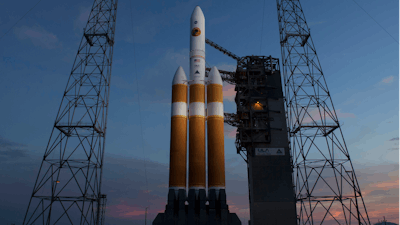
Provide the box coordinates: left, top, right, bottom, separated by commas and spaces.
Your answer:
14, 25, 60, 49
102, 152, 249, 222
299, 108, 355, 124
353, 163, 399, 223
358, 137, 399, 164
74, 5, 91, 34
381, 76, 394, 84
218, 64, 237, 102
223, 84, 236, 102
389, 137, 399, 141
107, 199, 148, 218
388, 137, 399, 151
0, 136, 28, 161
224, 124, 237, 140
226, 198, 250, 224
336, 109, 356, 119
215, 64, 236, 72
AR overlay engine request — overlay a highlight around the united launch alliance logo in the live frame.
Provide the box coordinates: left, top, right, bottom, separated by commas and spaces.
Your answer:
191, 27, 201, 36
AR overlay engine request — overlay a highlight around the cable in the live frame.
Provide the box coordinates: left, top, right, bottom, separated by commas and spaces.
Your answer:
0, 0, 43, 40
129, 0, 150, 209
260, 0, 266, 55
351, 0, 398, 44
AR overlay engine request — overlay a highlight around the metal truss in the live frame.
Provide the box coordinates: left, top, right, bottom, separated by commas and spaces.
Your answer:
276, 0, 370, 224
206, 38, 241, 62
23, 0, 118, 224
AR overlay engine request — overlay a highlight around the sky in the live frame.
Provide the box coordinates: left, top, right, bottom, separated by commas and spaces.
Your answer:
0, 0, 398, 224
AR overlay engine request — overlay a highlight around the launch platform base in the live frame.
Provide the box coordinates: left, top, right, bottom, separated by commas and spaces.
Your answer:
153, 189, 241, 225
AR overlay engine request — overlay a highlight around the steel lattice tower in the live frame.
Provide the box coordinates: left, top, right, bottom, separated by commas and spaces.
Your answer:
23, 0, 118, 224
276, 0, 370, 224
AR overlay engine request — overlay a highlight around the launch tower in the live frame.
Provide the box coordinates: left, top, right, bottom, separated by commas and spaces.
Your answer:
22, 0, 118, 224
234, 56, 297, 225
276, 0, 371, 224
206, 1, 372, 221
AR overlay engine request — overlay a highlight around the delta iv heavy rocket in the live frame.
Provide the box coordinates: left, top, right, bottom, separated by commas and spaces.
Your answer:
153, 6, 241, 225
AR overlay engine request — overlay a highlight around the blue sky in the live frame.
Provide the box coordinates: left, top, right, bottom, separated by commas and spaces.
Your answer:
0, 0, 398, 224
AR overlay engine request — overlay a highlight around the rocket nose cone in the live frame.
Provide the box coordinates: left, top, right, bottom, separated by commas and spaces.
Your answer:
172, 66, 187, 85
191, 5, 204, 19
208, 66, 223, 85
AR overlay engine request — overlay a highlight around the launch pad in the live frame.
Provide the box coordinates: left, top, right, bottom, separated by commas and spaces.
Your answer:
153, 189, 241, 225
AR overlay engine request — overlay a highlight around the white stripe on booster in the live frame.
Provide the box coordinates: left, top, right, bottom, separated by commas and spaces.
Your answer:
171, 102, 187, 117
189, 102, 205, 117
207, 102, 224, 117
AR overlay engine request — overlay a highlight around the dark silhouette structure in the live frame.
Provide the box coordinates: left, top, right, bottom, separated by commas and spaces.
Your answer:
277, 0, 371, 224
206, 1, 372, 223
22, 0, 118, 224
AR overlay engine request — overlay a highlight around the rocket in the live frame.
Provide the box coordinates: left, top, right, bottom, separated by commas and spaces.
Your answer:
155, 6, 242, 224
154, 5, 242, 225
168, 6, 225, 197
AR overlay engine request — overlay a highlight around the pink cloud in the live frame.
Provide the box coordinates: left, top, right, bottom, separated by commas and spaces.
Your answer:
381, 76, 394, 84
299, 108, 355, 124
223, 84, 236, 102
224, 124, 237, 140
107, 200, 147, 218
358, 168, 399, 223
124, 210, 146, 216
107, 196, 167, 220
336, 109, 356, 119
370, 178, 399, 190
226, 196, 250, 224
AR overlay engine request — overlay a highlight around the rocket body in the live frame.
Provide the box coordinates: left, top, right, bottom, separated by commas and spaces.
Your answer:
158, 6, 240, 225
169, 67, 188, 192
188, 6, 206, 190
207, 67, 225, 193
168, 5, 225, 194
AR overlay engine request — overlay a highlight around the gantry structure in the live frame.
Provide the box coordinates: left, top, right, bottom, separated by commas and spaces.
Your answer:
205, 0, 371, 223
276, 0, 370, 224
23, 0, 118, 224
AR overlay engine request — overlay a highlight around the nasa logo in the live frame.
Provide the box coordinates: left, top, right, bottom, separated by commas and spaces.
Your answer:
194, 21, 197, 24
191, 27, 201, 36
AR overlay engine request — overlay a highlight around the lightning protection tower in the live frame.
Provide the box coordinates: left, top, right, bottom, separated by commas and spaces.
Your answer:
23, 0, 118, 224
277, 0, 371, 224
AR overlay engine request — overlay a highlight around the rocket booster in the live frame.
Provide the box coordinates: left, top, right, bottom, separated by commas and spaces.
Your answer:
207, 67, 225, 193
168, 67, 188, 192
